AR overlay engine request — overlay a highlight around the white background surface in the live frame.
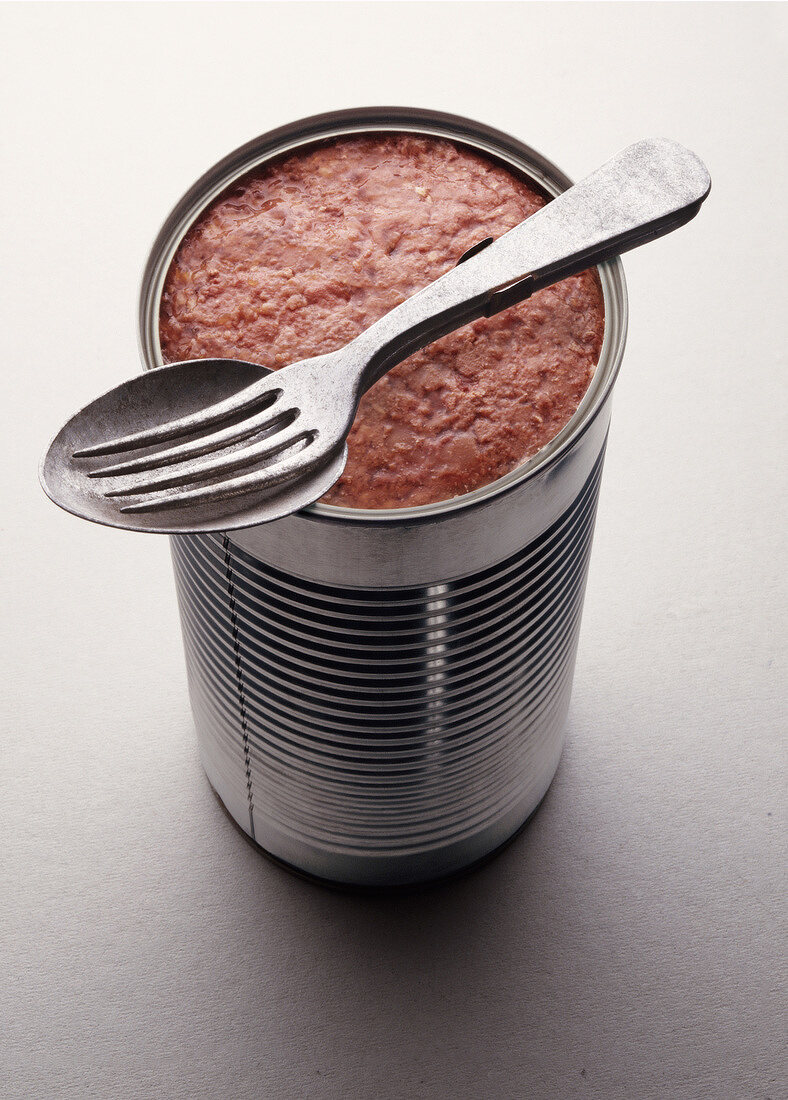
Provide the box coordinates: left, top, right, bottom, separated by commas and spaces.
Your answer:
2, 4, 786, 1098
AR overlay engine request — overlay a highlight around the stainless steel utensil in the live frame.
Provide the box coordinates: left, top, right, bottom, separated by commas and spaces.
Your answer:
41, 138, 709, 534
40, 358, 349, 532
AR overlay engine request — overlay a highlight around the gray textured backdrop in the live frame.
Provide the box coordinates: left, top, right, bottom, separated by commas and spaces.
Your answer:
2, 3, 785, 1098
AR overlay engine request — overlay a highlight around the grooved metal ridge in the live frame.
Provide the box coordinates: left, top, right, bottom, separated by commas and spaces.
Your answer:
170, 449, 604, 872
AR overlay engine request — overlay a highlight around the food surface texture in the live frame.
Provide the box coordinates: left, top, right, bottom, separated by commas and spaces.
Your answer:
159, 135, 605, 509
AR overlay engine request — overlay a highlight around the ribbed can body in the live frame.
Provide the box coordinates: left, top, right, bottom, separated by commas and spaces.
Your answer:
170, 447, 604, 885
139, 109, 627, 886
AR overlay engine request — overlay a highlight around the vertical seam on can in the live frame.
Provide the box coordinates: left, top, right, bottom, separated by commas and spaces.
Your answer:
221, 532, 256, 840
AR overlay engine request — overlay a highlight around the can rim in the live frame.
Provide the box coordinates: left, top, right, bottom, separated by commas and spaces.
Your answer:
138, 106, 628, 529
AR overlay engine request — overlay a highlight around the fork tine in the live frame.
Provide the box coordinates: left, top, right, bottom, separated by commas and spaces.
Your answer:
104, 422, 315, 497
116, 442, 328, 514
72, 379, 282, 458
87, 404, 296, 479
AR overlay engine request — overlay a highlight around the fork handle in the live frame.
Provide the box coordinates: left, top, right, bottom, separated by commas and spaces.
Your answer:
352, 138, 710, 393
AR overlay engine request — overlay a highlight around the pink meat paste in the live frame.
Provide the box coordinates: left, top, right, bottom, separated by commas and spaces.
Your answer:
159, 135, 605, 509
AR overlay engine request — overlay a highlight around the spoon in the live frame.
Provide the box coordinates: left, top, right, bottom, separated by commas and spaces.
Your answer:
40, 138, 710, 534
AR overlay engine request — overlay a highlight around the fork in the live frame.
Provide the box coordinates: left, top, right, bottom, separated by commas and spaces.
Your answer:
73, 138, 710, 518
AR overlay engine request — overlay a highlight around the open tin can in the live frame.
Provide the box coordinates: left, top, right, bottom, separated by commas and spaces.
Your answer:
138, 108, 627, 887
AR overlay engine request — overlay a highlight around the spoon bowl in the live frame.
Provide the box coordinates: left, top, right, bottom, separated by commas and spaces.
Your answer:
40, 358, 348, 533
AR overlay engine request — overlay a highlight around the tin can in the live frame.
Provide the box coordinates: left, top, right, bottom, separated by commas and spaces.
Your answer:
138, 108, 627, 887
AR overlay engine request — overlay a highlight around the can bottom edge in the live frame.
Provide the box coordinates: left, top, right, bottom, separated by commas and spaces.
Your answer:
202, 761, 561, 894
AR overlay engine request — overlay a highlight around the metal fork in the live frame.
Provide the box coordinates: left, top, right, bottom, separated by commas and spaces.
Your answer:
52, 139, 710, 530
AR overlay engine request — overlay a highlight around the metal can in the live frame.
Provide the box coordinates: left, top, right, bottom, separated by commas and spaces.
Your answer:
138, 108, 627, 887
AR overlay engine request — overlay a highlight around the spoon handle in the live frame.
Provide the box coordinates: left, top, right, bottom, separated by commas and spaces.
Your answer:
354, 138, 710, 392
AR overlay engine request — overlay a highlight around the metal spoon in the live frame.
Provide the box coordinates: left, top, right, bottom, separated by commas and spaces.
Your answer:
40, 138, 710, 534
